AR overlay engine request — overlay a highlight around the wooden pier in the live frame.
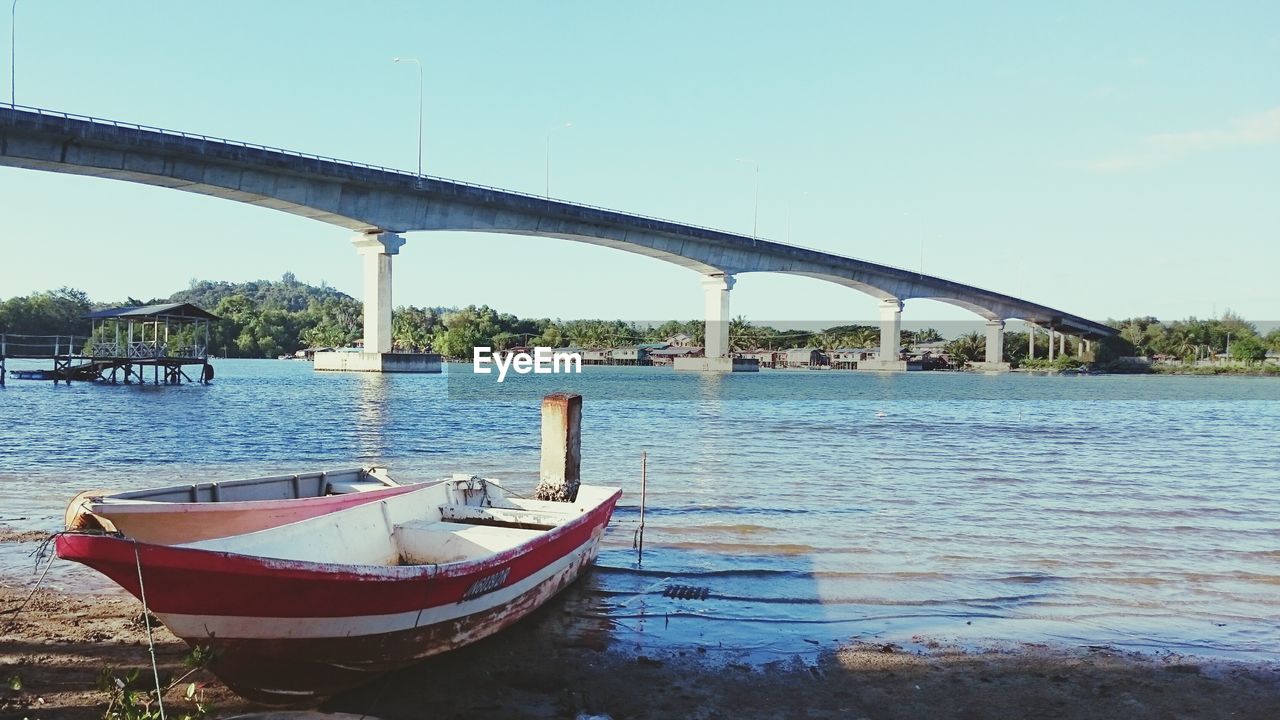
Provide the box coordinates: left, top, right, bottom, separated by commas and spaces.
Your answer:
0, 303, 217, 387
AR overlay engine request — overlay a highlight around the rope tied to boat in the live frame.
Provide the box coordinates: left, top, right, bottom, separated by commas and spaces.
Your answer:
4, 529, 140, 631
457, 474, 493, 505
0, 531, 63, 630
133, 541, 167, 720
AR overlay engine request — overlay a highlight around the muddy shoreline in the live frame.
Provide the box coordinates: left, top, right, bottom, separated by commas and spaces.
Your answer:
4, 576, 1279, 720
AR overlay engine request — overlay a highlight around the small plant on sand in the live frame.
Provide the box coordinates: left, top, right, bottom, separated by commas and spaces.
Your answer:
182, 645, 214, 671
97, 646, 215, 720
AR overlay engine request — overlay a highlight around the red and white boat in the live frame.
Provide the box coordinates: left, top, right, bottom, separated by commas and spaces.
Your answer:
56, 474, 622, 702
64, 466, 419, 544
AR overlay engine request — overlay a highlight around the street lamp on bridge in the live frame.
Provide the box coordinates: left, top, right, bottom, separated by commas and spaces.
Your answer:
546, 121, 572, 198
10, 0, 18, 106
392, 57, 423, 181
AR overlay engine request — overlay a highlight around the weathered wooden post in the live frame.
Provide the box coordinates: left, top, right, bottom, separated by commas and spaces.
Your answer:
534, 392, 582, 502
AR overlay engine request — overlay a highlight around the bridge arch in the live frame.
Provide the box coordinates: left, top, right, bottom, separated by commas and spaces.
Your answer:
754, 270, 898, 303
903, 294, 1003, 322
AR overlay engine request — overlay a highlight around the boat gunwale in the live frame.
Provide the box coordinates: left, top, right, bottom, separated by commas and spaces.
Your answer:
58, 486, 623, 583
85, 482, 424, 514
102, 466, 394, 502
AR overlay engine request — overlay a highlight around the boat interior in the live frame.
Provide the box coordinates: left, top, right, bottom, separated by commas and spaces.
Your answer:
102, 467, 395, 504
185, 475, 613, 568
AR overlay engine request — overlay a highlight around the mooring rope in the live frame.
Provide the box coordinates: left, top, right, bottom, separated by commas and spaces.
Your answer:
0, 533, 60, 630
133, 542, 166, 720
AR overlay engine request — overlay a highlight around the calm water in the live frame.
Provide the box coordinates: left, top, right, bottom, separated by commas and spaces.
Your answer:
1, 359, 1277, 662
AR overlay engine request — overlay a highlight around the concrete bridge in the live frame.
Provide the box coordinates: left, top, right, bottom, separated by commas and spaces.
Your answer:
0, 105, 1115, 371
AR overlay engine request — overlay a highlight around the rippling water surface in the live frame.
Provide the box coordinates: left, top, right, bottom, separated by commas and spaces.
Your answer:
1, 360, 1277, 661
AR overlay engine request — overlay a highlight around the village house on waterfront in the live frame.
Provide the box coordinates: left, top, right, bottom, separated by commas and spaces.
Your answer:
489, 341, 964, 371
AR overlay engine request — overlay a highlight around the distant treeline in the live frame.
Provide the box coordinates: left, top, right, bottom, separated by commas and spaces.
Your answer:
1, 277, 1277, 362
1109, 314, 1278, 362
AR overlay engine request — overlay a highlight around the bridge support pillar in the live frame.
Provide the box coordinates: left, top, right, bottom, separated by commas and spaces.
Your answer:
1028, 324, 1036, 360
675, 273, 757, 372
703, 273, 733, 360
355, 231, 405, 354
859, 299, 907, 371
314, 232, 440, 373
1048, 326, 1056, 362
971, 319, 1010, 371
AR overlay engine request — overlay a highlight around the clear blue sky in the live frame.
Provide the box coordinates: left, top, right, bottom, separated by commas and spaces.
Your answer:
2, 1, 1277, 328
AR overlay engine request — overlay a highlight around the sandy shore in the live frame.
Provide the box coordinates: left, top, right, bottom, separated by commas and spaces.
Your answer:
3, 582, 1278, 720
3, 523, 1279, 719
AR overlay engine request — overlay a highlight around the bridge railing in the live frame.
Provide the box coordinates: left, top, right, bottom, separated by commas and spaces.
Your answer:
0, 333, 90, 358
86, 341, 207, 360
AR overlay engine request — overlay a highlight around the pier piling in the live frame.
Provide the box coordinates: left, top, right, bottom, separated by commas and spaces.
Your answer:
534, 392, 582, 503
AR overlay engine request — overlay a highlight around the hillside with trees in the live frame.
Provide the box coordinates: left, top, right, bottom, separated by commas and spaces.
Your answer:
171, 273, 352, 313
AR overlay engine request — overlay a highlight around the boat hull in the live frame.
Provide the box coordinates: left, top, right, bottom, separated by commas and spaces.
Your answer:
185, 529, 600, 701
54, 487, 620, 702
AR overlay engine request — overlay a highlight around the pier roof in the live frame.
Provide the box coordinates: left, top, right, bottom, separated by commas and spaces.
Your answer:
84, 303, 219, 321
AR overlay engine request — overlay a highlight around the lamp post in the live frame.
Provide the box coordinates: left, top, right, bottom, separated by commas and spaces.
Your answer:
545, 121, 571, 198
10, 0, 17, 106
392, 57, 423, 180
735, 157, 759, 240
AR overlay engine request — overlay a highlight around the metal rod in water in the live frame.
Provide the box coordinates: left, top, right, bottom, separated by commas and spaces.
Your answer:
637, 450, 647, 565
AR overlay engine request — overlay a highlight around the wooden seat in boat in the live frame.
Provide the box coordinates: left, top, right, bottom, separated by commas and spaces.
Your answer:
393, 520, 544, 565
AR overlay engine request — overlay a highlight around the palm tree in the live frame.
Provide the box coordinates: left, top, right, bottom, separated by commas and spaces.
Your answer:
1169, 331, 1196, 361
944, 332, 985, 365
913, 327, 944, 343
850, 328, 879, 349
729, 316, 760, 351
809, 331, 838, 350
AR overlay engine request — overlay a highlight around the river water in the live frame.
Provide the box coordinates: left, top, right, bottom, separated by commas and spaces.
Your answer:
1, 359, 1277, 662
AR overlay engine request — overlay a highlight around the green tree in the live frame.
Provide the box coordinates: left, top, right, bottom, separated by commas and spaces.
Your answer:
729, 316, 763, 351
645, 320, 703, 345
391, 305, 439, 351
911, 327, 944, 343
430, 306, 503, 358
1003, 331, 1029, 363
809, 331, 839, 351
491, 332, 520, 351
849, 328, 879, 349
0, 287, 92, 336
300, 296, 363, 349
531, 324, 567, 347
944, 332, 984, 365
211, 294, 256, 357
1120, 321, 1148, 354
1166, 330, 1198, 361
1229, 335, 1267, 363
